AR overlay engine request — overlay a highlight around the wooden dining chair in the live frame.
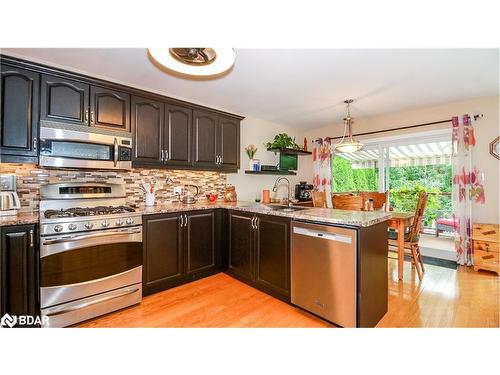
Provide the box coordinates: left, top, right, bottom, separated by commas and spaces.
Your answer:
332, 194, 364, 210
360, 191, 389, 211
388, 192, 428, 280
312, 190, 326, 208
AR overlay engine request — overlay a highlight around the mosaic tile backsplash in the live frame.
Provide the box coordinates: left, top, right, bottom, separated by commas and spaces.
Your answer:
0, 163, 227, 212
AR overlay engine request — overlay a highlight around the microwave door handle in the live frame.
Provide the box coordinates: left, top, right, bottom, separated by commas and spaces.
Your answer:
113, 138, 119, 167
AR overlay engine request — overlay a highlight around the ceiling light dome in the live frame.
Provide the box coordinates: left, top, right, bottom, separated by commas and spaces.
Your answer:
334, 99, 364, 153
148, 48, 235, 77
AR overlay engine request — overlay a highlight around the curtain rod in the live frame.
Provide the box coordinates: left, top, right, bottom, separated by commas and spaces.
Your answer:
318, 113, 483, 142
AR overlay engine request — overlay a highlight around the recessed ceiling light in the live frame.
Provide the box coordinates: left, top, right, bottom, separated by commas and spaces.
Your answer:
148, 48, 235, 77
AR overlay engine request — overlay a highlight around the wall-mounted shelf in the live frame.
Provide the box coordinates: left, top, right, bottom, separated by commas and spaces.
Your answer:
245, 170, 297, 176
267, 148, 312, 155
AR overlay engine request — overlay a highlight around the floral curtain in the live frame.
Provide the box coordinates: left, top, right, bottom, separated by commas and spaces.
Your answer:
312, 138, 333, 208
452, 114, 485, 266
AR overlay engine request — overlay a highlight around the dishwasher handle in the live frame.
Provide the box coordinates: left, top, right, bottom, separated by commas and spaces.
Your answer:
293, 226, 353, 244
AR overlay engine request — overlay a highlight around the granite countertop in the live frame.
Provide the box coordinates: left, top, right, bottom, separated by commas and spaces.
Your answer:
0, 212, 39, 227
136, 201, 391, 227
0, 201, 391, 228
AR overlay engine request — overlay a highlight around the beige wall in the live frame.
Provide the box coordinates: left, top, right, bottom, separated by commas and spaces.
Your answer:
226, 116, 307, 202
298, 96, 500, 224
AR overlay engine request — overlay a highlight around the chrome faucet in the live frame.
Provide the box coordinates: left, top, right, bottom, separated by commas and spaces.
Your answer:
272, 177, 292, 206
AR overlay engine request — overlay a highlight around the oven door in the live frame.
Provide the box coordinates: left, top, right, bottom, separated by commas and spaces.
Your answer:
39, 126, 132, 170
40, 226, 143, 309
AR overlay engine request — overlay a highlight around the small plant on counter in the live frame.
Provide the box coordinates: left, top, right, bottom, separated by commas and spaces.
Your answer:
245, 144, 258, 159
264, 133, 302, 151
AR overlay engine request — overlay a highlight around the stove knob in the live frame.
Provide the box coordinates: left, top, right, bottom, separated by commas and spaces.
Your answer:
126, 218, 134, 225
116, 219, 124, 226
85, 222, 94, 230
68, 224, 77, 231
54, 224, 63, 233
101, 220, 110, 228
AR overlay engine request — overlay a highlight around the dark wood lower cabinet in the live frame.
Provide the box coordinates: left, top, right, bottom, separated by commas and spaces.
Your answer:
254, 214, 290, 299
143, 214, 183, 295
0, 224, 39, 326
226, 210, 291, 302
143, 210, 219, 296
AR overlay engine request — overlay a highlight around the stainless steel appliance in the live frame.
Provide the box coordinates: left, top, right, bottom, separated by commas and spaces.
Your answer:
294, 181, 313, 202
39, 125, 132, 170
39, 182, 143, 327
0, 174, 21, 216
176, 184, 199, 204
291, 221, 357, 328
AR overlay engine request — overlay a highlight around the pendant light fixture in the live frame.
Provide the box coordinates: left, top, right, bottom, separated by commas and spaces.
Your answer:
148, 48, 235, 77
334, 99, 364, 153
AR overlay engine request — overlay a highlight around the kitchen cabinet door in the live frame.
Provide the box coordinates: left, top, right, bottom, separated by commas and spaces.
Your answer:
217, 116, 240, 170
90, 86, 130, 131
40, 74, 89, 126
228, 211, 255, 281
255, 214, 290, 300
0, 65, 39, 160
185, 211, 216, 275
164, 103, 192, 167
131, 96, 164, 167
143, 214, 183, 295
0, 225, 38, 324
192, 110, 218, 169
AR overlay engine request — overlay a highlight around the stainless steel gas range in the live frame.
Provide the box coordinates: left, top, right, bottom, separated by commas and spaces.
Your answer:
39, 182, 143, 328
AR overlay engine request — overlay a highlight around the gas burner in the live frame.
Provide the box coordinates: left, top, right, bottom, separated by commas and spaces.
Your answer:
44, 206, 135, 219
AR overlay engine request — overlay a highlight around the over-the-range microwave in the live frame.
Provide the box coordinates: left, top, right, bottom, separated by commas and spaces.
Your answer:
39, 125, 132, 170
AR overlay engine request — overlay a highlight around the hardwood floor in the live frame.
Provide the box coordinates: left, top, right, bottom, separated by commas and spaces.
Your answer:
78, 257, 499, 328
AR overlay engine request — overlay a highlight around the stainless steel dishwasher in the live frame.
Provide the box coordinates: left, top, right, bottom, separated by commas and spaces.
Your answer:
291, 221, 357, 327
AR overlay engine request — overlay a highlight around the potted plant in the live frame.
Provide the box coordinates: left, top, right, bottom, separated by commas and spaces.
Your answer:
245, 144, 258, 170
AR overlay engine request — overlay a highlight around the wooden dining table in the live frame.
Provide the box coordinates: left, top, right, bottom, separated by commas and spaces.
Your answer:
388, 212, 415, 280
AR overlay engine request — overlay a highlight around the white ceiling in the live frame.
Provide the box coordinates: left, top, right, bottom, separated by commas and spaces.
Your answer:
2, 48, 498, 130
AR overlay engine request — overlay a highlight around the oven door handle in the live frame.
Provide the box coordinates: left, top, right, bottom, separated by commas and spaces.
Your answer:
113, 137, 119, 167
42, 229, 141, 245
44, 287, 140, 317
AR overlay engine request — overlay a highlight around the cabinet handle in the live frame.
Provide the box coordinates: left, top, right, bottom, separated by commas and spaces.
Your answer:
165, 149, 169, 161
32, 138, 37, 152
29, 229, 34, 247
184, 214, 188, 227
90, 111, 95, 124
161, 150, 164, 161
85, 109, 89, 123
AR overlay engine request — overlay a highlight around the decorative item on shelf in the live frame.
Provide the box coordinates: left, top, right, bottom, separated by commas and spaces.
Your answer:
264, 133, 303, 152
223, 185, 237, 202
303, 137, 308, 151
148, 48, 235, 77
490, 136, 500, 160
250, 159, 261, 171
334, 99, 364, 153
245, 144, 258, 170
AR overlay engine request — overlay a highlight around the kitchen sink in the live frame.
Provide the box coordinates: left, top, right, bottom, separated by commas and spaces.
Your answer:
264, 205, 308, 212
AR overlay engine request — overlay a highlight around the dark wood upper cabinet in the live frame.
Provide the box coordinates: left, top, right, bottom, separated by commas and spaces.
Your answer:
143, 214, 183, 295
90, 86, 130, 131
185, 211, 215, 275
254, 214, 290, 298
192, 110, 218, 168
164, 103, 192, 167
131, 96, 163, 166
0, 65, 39, 158
40, 74, 89, 126
228, 211, 255, 281
218, 116, 240, 169
0, 225, 38, 322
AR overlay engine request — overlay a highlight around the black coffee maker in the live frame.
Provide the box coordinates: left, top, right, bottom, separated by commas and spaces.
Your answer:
294, 181, 314, 202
